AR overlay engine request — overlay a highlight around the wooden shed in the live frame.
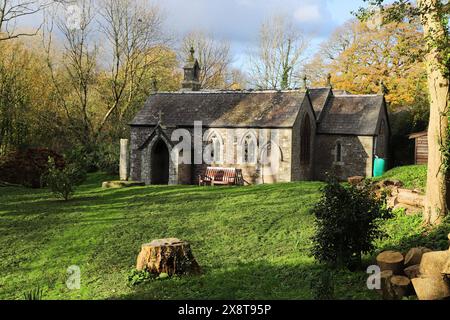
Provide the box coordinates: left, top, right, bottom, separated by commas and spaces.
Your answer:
409, 131, 428, 165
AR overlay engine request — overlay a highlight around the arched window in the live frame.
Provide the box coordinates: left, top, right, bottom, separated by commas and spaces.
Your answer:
242, 134, 257, 164
336, 141, 342, 162
300, 114, 311, 164
209, 133, 223, 163
205, 130, 223, 164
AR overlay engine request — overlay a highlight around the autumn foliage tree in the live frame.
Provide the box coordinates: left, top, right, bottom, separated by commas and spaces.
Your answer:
357, 0, 449, 224
306, 18, 428, 113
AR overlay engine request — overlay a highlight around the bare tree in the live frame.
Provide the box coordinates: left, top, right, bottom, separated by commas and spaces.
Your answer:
226, 68, 248, 90
0, 0, 69, 41
97, 0, 167, 133
248, 14, 309, 90
181, 30, 232, 89
43, 0, 98, 148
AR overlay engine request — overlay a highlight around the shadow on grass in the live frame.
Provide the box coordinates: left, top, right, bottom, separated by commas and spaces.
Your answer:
387, 222, 450, 253
107, 260, 379, 300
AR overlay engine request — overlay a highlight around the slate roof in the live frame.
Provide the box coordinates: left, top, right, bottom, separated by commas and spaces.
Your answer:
130, 89, 386, 136
130, 91, 307, 128
308, 87, 331, 119
317, 94, 385, 135
333, 89, 352, 95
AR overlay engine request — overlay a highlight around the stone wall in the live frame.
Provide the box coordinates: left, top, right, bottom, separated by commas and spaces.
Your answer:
291, 98, 316, 181
314, 134, 374, 181
130, 125, 295, 185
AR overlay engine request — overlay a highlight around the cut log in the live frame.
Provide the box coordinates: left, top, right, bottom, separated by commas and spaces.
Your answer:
378, 270, 394, 300
348, 176, 364, 185
102, 180, 145, 189
419, 251, 449, 276
404, 247, 432, 267
393, 203, 421, 216
404, 265, 421, 279
442, 259, 450, 276
136, 238, 201, 276
412, 276, 450, 300
382, 179, 403, 188
397, 189, 424, 207
377, 250, 405, 274
390, 275, 412, 299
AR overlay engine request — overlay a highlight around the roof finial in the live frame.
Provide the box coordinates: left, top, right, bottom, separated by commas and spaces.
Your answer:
326, 73, 332, 88
189, 46, 195, 61
303, 75, 308, 89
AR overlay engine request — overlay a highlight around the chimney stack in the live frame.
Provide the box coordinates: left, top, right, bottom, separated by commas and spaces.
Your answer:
182, 47, 201, 91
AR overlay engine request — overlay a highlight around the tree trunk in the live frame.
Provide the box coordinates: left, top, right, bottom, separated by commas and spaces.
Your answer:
418, 0, 450, 224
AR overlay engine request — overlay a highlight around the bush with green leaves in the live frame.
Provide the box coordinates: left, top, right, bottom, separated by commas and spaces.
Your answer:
43, 158, 87, 201
310, 271, 335, 300
310, 177, 393, 269
64, 143, 119, 175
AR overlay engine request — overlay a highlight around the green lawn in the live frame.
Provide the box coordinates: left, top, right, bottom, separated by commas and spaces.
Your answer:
373, 165, 427, 192
0, 171, 447, 300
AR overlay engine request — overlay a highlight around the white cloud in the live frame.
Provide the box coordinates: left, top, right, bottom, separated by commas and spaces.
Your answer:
294, 4, 322, 23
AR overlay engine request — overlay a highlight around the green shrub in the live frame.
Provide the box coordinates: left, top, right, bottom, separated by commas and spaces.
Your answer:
64, 145, 98, 173
43, 158, 87, 201
0, 148, 64, 188
310, 271, 334, 300
311, 177, 393, 269
127, 269, 155, 286
95, 143, 119, 175
64, 143, 119, 175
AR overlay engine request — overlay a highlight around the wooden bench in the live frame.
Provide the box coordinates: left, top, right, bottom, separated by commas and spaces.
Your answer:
198, 167, 244, 186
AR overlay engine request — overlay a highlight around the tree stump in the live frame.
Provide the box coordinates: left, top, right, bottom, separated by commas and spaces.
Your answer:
419, 251, 449, 276
412, 276, 450, 300
404, 265, 421, 279
377, 251, 404, 275
404, 247, 431, 267
390, 275, 411, 299
136, 238, 201, 276
378, 270, 394, 299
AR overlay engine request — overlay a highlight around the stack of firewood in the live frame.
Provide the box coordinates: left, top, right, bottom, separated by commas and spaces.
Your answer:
347, 177, 424, 216
376, 234, 450, 300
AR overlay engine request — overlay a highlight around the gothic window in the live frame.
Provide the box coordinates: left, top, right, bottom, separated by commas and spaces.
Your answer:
300, 114, 311, 164
243, 134, 257, 164
207, 132, 223, 163
336, 141, 342, 162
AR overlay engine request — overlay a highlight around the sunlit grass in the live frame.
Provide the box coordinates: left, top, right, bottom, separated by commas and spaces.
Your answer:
2, 169, 443, 300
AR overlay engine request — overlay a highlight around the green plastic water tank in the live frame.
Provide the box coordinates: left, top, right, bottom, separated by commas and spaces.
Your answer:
373, 158, 386, 177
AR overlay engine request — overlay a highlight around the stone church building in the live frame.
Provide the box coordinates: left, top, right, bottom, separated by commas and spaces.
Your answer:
129, 50, 390, 185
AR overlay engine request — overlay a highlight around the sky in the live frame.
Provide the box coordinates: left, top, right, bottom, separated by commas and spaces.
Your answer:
16, 0, 371, 70
151, 0, 370, 69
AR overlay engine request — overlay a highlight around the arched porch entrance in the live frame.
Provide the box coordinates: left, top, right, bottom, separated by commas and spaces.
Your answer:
151, 139, 169, 185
